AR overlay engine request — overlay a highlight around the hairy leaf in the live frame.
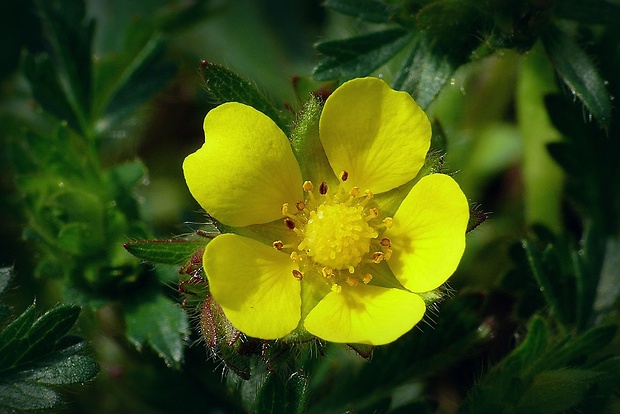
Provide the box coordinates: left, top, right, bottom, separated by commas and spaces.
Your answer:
200, 61, 292, 135
542, 25, 612, 127
313, 28, 413, 82
125, 293, 189, 368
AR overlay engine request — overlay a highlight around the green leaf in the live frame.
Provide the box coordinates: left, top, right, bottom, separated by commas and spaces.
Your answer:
324, 0, 393, 23
0, 301, 97, 412
125, 293, 189, 368
100, 34, 176, 128
392, 32, 460, 110
15, 341, 99, 385
521, 240, 574, 327
517, 369, 601, 413
542, 25, 612, 127
313, 28, 413, 82
18, 306, 80, 365
22, 53, 82, 130
255, 371, 308, 414
57, 222, 103, 256
124, 238, 208, 265
35, 0, 94, 125
0, 340, 99, 412
200, 62, 292, 135
0, 305, 37, 371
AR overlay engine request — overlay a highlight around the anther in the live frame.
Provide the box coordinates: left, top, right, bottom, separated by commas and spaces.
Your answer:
383, 217, 393, 228
346, 276, 359, 287
295, 201, 306, 211
331, 284, 342, 293
303, 181, 314, 192
281, 203, 289, 215
365, 207, 379, 220
339, 170, 349, 182
321, 267, 334, 278
380, 237, 391, 248
362, 274, 373, 284
290, 251, 303, 262
273, 241, 284, 250
319, 181, 328, 195
292, 269, 303, 280
349, 187, 361, 198
284, 218, 296, 230
372, 252, 384, 263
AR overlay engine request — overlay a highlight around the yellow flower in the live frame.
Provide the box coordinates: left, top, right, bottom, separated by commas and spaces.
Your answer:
183, 77, 469, 345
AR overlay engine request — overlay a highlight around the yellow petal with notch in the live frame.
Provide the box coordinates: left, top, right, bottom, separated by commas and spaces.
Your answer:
183, 102, 302, 227
319, 77, 430, 194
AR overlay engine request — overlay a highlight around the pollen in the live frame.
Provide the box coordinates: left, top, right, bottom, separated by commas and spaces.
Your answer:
302, 203, 377, 270
274, 176, 395, 291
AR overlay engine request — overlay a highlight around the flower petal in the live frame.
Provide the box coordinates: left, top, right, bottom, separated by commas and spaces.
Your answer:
385, 174, 469, 293
204, 233, 301, 339
304, 284, 425, 345
183, 102, 303, 227
319, 77, 431, 194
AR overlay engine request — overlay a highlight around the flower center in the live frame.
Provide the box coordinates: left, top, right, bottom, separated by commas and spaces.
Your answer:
302, 203, 377, 270
273, 171, 393, 293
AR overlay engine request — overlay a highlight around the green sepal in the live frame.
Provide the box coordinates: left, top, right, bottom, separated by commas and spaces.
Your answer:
347, 343, 374, 359
124, 238, 210, 265
542, 24, 612, 127
255, 371, 309, 414
290, 94, 335, 186
313, 28, 413, 82
200, 61, 292, 135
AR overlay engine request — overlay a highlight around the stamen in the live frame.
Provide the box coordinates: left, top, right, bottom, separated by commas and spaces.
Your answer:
349, 187, 361, 198
347, 265, 355, 274
331, 284, 342, 293
321, 267, 334, 278
346, 276, 358, 287
295, 201, 306, 211
319, 181, 328, 195
273, 241, 284, 250
303, 181, 314, 192
290, 251, 303, 262
339, 170, 349, 182
371, 252, 384, 263
362, 273, 373, 284
380, 237, 391, 247
292, 269, 303, 280
360, 190, 374, 206
284, 218, 296, 230
382, 217, 393, 228
281, 203, 289, 216
365, 207, 379, 221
